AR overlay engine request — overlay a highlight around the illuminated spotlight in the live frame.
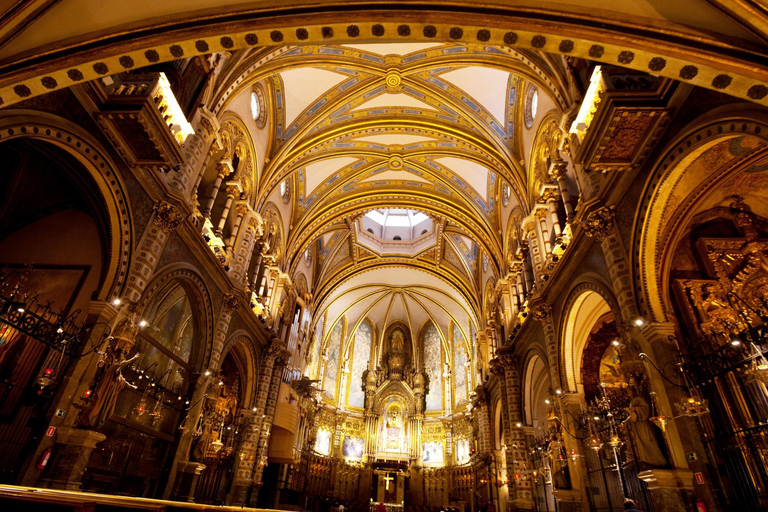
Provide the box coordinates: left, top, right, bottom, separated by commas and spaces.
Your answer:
138, 319, 148, 327
731, 338, 741, 347
112, 298, 122, 306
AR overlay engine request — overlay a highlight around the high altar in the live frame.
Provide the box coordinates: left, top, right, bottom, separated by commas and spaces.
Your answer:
309, 320, 478, 508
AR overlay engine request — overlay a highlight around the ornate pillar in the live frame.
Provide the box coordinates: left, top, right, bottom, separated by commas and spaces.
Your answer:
536, 206, 552, 256
228, 409, 260, 505
124, 201, 185, 305
522, 216, 544, 286
231, 340, 285, 506
192, 137, 222, 204
227, 203, 248, 251
549, 159, 574, 220
203, 160, 232, 219
497, 352, 534, 511
215, 182, 241, 236
208, 293, 240, 372
230, 212, 262, 288
542, 186, 562, 238
249, 343, 290, 506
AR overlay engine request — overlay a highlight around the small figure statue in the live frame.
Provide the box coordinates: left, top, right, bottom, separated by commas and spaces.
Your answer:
626, 387, 667, 467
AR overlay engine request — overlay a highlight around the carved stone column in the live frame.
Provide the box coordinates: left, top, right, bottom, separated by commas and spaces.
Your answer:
231, 213, 262, 288
215, 182, 241, 236
495, 353, 534, 511
541, 186, 563, 238
536, 206, 552, 256
124, 201, 185, 304
228, 409, 260, 505
203, 160, 232, 219
549, 160, 574, 220
243, 342, 289, 506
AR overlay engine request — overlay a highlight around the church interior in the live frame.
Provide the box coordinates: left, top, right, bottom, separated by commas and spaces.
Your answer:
0, 2, 768, 512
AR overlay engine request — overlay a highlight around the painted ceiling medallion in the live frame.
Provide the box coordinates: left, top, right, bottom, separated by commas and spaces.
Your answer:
385, 69, 402, 92
388, 155, 404, 170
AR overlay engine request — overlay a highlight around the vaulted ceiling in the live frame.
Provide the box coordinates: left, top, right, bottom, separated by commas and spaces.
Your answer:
209, 41, 569, 344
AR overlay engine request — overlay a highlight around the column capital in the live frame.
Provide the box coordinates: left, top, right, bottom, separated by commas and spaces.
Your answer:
152, 201, 185, 232
583, 205, 615, 242
222, 292, 240, 312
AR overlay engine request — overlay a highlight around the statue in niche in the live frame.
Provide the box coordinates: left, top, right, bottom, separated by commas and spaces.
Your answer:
625, 385, 667, 467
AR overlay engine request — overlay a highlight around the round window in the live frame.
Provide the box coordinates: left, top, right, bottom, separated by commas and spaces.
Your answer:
502, 182, 511, 206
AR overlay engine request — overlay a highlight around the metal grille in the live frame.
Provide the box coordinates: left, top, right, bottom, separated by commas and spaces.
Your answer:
0, 303, 80, 483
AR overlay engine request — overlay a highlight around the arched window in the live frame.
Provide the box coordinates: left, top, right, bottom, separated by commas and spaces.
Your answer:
524, 84, 538, 129
250, 91, 260, 122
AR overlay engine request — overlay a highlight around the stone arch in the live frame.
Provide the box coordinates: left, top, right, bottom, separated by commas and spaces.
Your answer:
522, 350, 551, 428
634, 106, 768, 323
137, 263, 215, 370
559, 277, 621, 394
0, 109, 133, 301
220, 331, 260, 408
3, 10, 768, 110
218, 114, 258, 200
261, 201, 286, 265
527, 113, 561, 207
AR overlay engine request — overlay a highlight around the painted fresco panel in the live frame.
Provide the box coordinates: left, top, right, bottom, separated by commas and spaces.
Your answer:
348, 321, 371, 408
323, 320, 342, 399
423, 323, 442, 411
453, 323, 468, 406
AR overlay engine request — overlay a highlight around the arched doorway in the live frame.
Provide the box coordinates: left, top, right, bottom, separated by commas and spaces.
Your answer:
523, 354, 557, 512
82, 276, 208, 497
0, 137, 111, 483
562, 286, 659, 512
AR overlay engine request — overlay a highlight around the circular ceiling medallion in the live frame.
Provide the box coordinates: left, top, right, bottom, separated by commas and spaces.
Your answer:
385, 70, 402, 91
388, 155, 404, 169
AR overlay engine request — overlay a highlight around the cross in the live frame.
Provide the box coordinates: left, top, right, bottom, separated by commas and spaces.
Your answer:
383, 473, 394, 491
